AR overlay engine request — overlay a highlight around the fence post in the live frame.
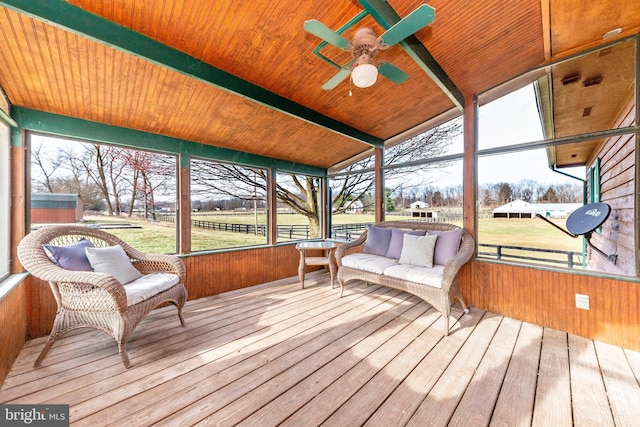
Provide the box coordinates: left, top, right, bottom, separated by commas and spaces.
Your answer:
568, 252, 574, 269
496, 245, 502, 260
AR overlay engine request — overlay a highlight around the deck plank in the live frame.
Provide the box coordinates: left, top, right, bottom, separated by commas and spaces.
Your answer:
489, 322, 543, 427
2, 272, 639, 426
626, 347, 640, 384
569, 334, 615, 426
3, 278, 333, 403
192, 299, 429, 426
70, 282, 393, 423
81, 285, 406, 426
364, 307, 485, 427
318, 310, 465, 427
448, 316, 522, 426
2, 277, 315, 389
595, 341, 640, 426
275, 307, 447, 427
406, 312, 503, 426
532, 328, 572, 427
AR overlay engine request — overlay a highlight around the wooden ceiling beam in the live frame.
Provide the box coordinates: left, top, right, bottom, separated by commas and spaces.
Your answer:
358, 0, 464, 109
0, 0, 384, 149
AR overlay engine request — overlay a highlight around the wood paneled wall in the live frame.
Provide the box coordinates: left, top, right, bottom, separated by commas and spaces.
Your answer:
181, 245, 302, 300
459, 260, 640, 351
0, 281, 26, 384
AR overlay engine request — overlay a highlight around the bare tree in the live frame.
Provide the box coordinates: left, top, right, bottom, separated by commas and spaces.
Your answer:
31, 142, 62, 192
119, 150, 175, 218
189, 119, 462, 236
80, 144, 133, 216
333, 118, 463, 211
31, 140, 104, 209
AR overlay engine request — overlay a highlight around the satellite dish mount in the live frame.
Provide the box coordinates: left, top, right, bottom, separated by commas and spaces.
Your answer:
536, 203, 617, 264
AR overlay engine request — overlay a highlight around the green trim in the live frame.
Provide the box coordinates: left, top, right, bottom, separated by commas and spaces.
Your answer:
0, 0, 383, 149
0, 107, 17, 127
11, 107, 325, 176
358, 0, 464, 109
10, 126, 22, 147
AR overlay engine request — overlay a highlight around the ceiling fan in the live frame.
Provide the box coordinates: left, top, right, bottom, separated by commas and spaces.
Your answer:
304, 4, 435, 90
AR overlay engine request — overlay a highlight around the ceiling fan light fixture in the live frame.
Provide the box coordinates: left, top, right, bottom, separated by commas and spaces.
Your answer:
352, 63, 378, 88
351, 53, 378, 88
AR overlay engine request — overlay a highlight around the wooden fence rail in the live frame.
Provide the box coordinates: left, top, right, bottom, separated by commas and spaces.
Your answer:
156, 215, 583, 269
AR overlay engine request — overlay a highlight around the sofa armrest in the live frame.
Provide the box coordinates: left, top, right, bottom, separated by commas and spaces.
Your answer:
440, 229, 475, 292
335, 231, 368, 267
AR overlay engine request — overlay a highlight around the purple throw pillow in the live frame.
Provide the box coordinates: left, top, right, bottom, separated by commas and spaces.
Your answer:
430, 228, 463, 265
363, 226, 393, 256
385, 228, 427, 259
43, 238, 95, 271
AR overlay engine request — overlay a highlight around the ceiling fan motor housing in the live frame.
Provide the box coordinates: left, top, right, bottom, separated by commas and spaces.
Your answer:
351, 27, 380, 59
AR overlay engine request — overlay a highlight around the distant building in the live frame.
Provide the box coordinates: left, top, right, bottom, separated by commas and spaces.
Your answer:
31, 193, 83, 223
410, 201, 429, 209
535, 203, 582, 218
344, 200, 364, 214
410, 200, 438, 218
492, 199, 581, 219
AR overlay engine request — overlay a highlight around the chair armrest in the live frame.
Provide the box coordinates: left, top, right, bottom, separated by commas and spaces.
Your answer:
29, 261, 128, 310
335, 232, 368, 267
440, 230, 475, 291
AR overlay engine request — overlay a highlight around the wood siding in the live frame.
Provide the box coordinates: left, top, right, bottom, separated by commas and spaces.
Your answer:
459, 260, 640, 352
588, 96, 636, 276
30, 208, 78, 224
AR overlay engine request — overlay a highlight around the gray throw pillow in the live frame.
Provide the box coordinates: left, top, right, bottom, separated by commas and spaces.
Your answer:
398, 234, 438, 268
85, 245, 143, 284
385, 228, 427, 259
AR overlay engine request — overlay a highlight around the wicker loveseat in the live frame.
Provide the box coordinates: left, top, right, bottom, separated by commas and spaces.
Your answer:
335, 221, 474, 336
17, 225, 188, 368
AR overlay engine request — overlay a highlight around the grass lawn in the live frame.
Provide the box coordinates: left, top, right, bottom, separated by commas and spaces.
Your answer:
82, 213, 583, 268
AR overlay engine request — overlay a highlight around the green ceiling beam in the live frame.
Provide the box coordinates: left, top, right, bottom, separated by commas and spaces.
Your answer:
0, 0, 383, 149
358, 0, 464, 109
11, 107, 325, 176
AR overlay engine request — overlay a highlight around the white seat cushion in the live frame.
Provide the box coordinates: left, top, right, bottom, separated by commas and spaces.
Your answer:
341, 253, 399, 274
124, 273, 180, 306
382, 264, 445, 288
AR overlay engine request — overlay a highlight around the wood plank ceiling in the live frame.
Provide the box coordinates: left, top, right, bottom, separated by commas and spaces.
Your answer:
0, 0, 638, 169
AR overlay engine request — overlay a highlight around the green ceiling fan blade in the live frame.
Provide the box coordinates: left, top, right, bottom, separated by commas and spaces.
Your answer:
322, 68, 352, 90
378, 61, 409, 84
378, 4, 435, 47
304, 19, 351, 49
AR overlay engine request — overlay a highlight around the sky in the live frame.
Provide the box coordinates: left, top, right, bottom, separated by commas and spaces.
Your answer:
424, 83, 585, 188
476, 84, 584, 185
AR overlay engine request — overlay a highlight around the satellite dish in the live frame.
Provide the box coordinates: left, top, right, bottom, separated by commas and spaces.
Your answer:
536, 202, 617, 264
566, 203, 610, 236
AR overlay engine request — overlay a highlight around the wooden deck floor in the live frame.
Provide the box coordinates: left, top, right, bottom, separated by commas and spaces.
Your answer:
2, 272, 640, 426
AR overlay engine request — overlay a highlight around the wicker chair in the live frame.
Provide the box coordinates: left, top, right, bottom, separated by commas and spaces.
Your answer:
17, 225, 188, 368
335, 221, 474, 336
